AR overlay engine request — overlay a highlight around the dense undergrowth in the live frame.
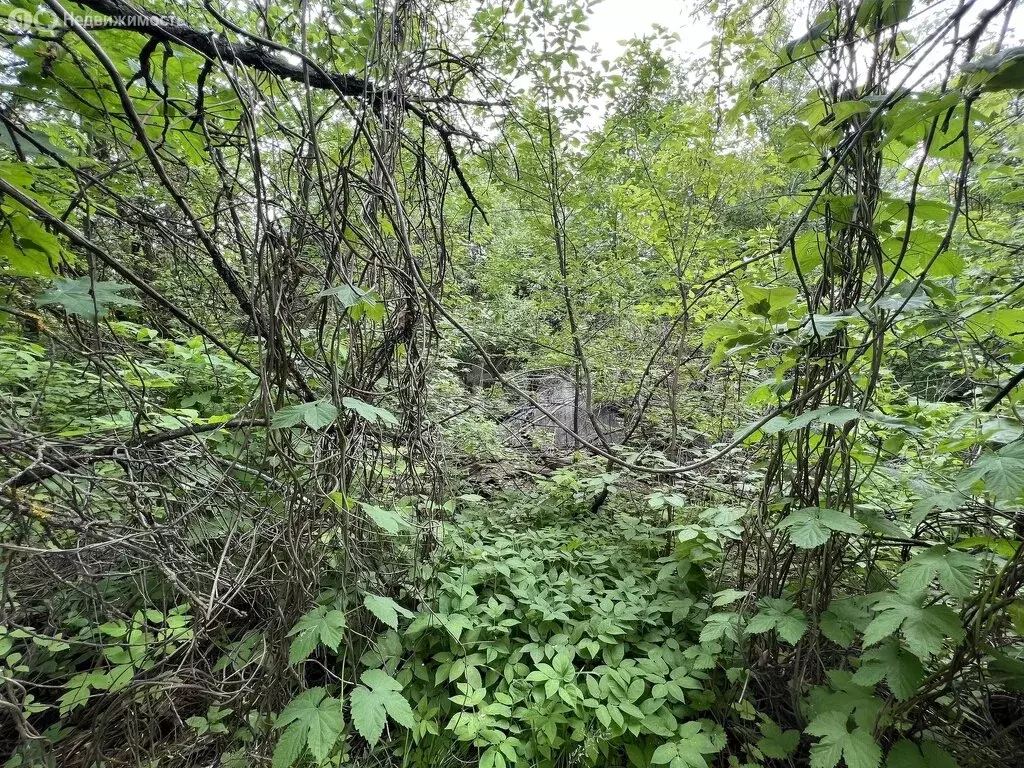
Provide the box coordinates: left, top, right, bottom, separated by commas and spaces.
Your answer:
3, 0, 1024, 766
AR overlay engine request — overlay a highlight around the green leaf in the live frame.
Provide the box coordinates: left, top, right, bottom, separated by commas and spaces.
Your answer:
958, 445, 1024, 501
745, 598, 808, 645
36, 277, 139, 319
711, 588, 749, 607
961, 46, 1024, 92
851, 640, 924, 701
361, 503, 412, 534
700, 612, 742, 644
897, 545, 980, 598
1, 213, 57, 277
272, 722, 306, 768
318, 283, 368, 307
350, 669, 414, 746
884, 739, 959, 768
739, 283, 798, 318
360, 668, 403, 692
856, 0, 913, 31
777, 508, 865, 549
380, 689, 415, 727
305, 696, 344, 763
783, 10, 836, 62
343, 396, 399, 426
863, 592, 964, 660
274, 688, 344, 767
758, 721, 801, 759
806, 711, 882, 768
272, 400, 340, 430
782, 406, 860, 432
350, 685, 387, 746
286, 607, 346, 664
363, 594, 414, 629
651, 721, 720, 767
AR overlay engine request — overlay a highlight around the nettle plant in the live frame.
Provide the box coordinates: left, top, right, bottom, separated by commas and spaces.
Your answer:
377, 501, 744, 768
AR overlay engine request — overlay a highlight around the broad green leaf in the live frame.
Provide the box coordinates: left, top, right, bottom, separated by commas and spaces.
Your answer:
361, 503, 412, 534
343, 396, 399, 426
897, 545, 980, 598
1, 213, 57, 276
711, 588, 749, 607
863, 591, 964, 659
700, 612, 742, 644
350, 668, 413, 746
650, 721, 720, 767
36, 277, 139, 319
380, 689, 415, 727
363, 594, 414, 629
820, 610, 858, 647
274, 688, 344, 766
783, 10, 835, 62
745, 598, 808, 645
758, 720, 800, 758
360, 668, 403, 692
272, 400, 340, 430
958, 442, 1024, 500
855, 0, 913, 31
350, 685, 387, 746
782, 406, 860, 432
739, 283, 799, 318
961, 46, 1024, 92
884, 739, 959, 768
272, 722, 306, 768
778, 508, 865, 549
852, 640, 924, 700
305, 696, 344, 763
318, 283, 368, 307
806, 711, 882, 768
286, 607, 346, 664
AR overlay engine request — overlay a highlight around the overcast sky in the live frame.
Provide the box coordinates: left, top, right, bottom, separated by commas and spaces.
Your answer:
581, 0, 714, 59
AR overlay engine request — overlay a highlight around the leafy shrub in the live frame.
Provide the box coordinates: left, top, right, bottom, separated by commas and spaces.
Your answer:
380, 502, 731, 768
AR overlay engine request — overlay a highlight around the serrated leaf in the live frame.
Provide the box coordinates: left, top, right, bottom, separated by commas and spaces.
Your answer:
651, 721, 720, 767
758, 720, 801, 758
350, 685, 387, 746
305, 697, 344, 763
350, 668, 413, 746
898, 545, 980, 598
287, 607, 346, 664
958, 452, 1024, 501
363, 594, 414, 629
36, 277, 139, 319
884, 739, 958, 768
778, 508, 865, 548
361, 503, 412, 534
272, 400, 340, 430
274, 688, 344, 767
806, 711, 882, 768
712, 588, 749, 607
288, 629, 320, 665
863, 592, 964, 660
272, 722, 306, 768
361, 668, 403, 692
700, 612, 742, 644
745, 598, 808, 645
380, 690, 415, 727
343, 396, 399, 426
852, 641, 924, 700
